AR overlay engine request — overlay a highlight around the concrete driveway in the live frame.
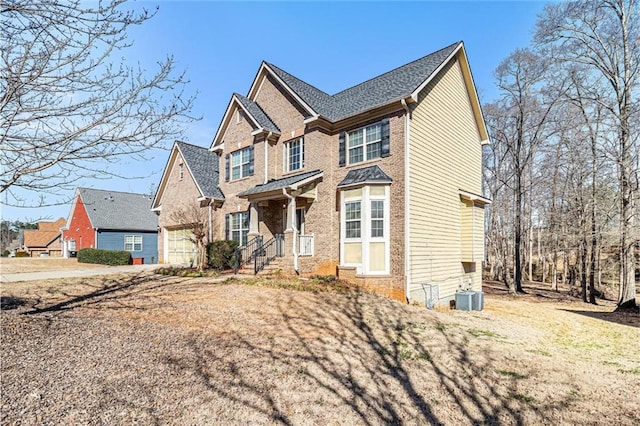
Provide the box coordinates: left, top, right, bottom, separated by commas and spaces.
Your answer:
0, 264, 162, 283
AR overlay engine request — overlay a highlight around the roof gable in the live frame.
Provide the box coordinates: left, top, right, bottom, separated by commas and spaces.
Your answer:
152, 141, 225, 210
176, 141, 224, 200
212, 41, 487, 146
211, 93, 281, 148
79, 188, 158, 231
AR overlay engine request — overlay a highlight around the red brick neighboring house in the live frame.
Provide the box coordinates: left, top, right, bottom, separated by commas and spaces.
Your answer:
22, 218, 65, 257
61, 189, 95, 255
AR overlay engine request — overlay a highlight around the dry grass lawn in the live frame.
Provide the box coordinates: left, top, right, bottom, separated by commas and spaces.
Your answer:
1, 273, 638, 425
0, 257, 103, 274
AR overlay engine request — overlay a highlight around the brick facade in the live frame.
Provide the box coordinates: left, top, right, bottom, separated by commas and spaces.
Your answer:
156, 150, 206, 263
62, 197, 95, 250
154, 43, 487, 304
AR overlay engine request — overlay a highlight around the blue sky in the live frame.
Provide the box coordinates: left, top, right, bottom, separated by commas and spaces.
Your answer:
1, 1, 547, 222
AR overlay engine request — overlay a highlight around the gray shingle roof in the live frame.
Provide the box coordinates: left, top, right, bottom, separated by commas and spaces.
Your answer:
337, 165, 393, 188
79, 188, 158, 231
266, 42, 460, 122
175, 141, 225, 200
235, 93, 280, 133
266, 63, 335, 118
238, 170, 323, 197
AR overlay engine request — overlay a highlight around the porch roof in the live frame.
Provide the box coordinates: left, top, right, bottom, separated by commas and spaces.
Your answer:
238, 170, 323, 198
337, 165, 393, 188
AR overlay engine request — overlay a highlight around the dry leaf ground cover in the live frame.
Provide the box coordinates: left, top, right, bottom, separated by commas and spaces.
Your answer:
1, 273, 638, 425
0, 257, 103, 275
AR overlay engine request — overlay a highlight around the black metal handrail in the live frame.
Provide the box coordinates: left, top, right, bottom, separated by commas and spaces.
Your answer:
234, 236, 262, 273
254, 234, 284, 274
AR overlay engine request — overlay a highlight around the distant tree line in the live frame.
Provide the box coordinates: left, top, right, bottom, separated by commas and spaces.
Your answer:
483, 0, 639, 310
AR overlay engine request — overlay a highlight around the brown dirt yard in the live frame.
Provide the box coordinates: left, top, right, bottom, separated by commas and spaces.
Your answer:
1, 274, 639, 425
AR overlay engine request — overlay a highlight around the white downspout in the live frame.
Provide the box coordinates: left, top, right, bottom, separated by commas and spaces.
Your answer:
282, 188, 298, 273
264, 131, 272, 184
401, 98, 412, 303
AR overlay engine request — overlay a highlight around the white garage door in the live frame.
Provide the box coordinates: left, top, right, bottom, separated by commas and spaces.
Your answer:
167, 228, 196, 265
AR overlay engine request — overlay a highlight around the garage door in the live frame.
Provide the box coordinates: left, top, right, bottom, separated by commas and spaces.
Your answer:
167, 228, 196, 265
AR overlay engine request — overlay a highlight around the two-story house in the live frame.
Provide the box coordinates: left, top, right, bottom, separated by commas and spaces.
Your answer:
153, 41, 490, 304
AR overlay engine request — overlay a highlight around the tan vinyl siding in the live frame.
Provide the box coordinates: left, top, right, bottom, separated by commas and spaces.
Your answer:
460, 199, 474, 261
408, 56, 484, 303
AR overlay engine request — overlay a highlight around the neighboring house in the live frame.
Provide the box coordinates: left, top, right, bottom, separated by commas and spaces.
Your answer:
22, 218, 65, 257
153, 41, 490, 304
62, 188, 159, 264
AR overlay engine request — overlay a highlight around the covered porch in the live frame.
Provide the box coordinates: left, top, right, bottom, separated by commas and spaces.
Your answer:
237, 170, 323, 272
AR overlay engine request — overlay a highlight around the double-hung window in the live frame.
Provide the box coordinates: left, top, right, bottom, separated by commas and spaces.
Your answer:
124, 235, 142, 251
227, 211, 249, 246
348, 123, 382, 165
284, 137, 304, 173
231, 147, 252, 180
340, 185, 390, 275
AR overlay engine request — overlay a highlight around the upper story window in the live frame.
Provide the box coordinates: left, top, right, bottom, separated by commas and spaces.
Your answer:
124, 235, 142, 251
225, 146, 254, 181
348, 123, 381, 164
339, 118, 390, 167
284, 137, 304, 173
237, 110, 244, 123
179, 162, 184, 180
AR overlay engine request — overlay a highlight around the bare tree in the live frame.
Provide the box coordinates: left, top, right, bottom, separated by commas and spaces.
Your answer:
485, 49, 561, 293
1, 0, 196, 206
170, 204, 209, 272
536, 0, 639, 309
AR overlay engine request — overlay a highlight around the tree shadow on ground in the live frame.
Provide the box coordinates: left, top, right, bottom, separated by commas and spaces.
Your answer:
163, 286, 572, 424
560, 309, 640, 328
17, 273, 180, 315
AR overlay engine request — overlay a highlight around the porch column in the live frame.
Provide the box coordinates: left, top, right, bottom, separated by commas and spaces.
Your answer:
283, 195, 297, 256
285, 196, 296, 232
248, 202, 260, 238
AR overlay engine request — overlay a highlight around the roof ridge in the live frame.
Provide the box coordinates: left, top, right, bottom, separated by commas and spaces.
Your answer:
331, 41, 461, 97
80, 187, 149, 197
175, 140, 209, 150
265, 62, 334, 100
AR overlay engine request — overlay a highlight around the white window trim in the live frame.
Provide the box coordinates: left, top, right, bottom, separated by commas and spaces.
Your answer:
231, 147, 251, 180
124, 234, 143, 252
231, 211, 249, 246
347, 122, 382, 166
283, 137, 304, 173
339, 185, 390, 275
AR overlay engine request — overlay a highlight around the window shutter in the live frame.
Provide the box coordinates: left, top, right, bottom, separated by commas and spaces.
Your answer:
338, 131, 346, 167
248, 146, 255, 176
381, 118, 390, 158
301, 138, 305, 168
225, 213, 230, 240
225, 154, 230, 181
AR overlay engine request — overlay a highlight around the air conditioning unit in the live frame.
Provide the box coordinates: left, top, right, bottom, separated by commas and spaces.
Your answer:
455, 291, 474, 311
472, 291, 484, 311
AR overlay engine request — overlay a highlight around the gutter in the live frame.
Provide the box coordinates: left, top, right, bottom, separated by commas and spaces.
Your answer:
282, 188, 298, 274
401, 98, 412, 303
